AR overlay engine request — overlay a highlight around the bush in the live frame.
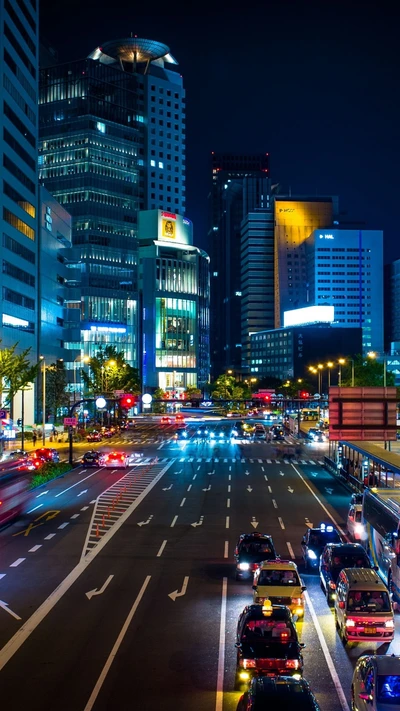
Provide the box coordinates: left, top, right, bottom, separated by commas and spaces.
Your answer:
29, 461, 72, 489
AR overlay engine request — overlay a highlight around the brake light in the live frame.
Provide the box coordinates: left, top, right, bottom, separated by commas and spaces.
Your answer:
285, 659, 300, 669
329, 581, 336, 589
242, 659, 256, 669
345, 619, 356, 627
280, 631, 289, 640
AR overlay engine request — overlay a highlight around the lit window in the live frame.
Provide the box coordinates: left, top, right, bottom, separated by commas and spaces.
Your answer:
235, 291, 242, 296
150, 160, 156, 167
213, 271, 218, 277
158, 161, 164, 169
96, 122, 106, 133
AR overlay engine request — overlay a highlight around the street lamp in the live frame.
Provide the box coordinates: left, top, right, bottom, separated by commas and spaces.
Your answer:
317, 364, 323, 394
73, 355, 90, 401
39, 356, 46, 446
326, 361, 333, 389
367, 351, 387, 387
338, 358, 345, 387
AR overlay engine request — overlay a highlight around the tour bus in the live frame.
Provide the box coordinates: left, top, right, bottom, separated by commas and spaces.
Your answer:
0, 470, 31, 527
362, 488, 400, 603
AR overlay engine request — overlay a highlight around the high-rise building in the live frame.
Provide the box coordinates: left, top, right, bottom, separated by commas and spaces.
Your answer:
39, 38, 186, 386
0, 0, 39, 357
138, 210, 209, 393
208, 153, 269, 377
274, 197, 337, 327
240, 205, 274, 371
304, 228, 384, 353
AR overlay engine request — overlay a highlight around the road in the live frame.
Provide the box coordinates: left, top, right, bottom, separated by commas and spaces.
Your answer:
0, 419, 398, 710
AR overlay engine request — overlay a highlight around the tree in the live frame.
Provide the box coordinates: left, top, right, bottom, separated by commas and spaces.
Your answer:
0, 340, 40, 410
153, 387, 167, 413
210, 375, 251, 402
81, 345, 141, 396
340, 354, 395, 387
46, 362, 70, 423
184, 385, 202, 400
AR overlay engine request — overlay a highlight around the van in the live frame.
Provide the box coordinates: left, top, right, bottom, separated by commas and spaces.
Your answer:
334, 568, 394, 645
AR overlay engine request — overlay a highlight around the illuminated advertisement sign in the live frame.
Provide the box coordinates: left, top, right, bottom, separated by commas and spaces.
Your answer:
161, 218, 176, 239
283, 305, 334, 327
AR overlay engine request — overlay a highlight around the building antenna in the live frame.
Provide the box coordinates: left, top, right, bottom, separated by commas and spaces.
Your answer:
289, 185, 291, 197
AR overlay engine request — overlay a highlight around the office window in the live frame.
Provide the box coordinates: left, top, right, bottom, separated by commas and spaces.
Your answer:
3, 286, 35, 310
3, 181, 35, 217
3, 128, 35, 170
4, 102, 35, 147
3, 23, 36, 77
2, 259, 35, 286
3, 154, 35, 194
3, 208, 35, 240
2, 313, 34, 332
3, 233, 35, 263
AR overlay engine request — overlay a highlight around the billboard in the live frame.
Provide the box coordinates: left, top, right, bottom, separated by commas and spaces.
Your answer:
138, 209, 193, 246
283, 305, 334, 327
329, 386, 397, 441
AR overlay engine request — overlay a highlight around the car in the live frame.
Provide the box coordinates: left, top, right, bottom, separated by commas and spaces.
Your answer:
235, 601, 305, 685
103, 451, 129, 468
312, 431, 326, 443
301, 523, 343, 570
319, 543, 371, 604
33, 447, 60, 463
347, 503, 365, 541
18, 455, 44, 471
252, 559, 306, 619
0, 449, 27, 463
173, 428, 188, 441
196, 426, 210, 440
234, 532, 277, 580
81, 451, 105, 467
351, 654, 400, 710
101, 428, 116, 439
237, 676, 321, 711
160, 416, 172, 424
175, 414, 185, 424
86, 431, 103, 442
306, 428, 321, 441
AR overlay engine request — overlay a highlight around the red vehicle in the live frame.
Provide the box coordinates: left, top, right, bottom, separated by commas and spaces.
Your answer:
175, 414, 185, 425
160, 416, 172, 425
87, 432, 103, 442
0, 472, 30, 526
33, 448, 60, 463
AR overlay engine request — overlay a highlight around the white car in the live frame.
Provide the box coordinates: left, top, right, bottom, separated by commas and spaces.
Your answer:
347, 504, 365, 541
352, 654, 400, 710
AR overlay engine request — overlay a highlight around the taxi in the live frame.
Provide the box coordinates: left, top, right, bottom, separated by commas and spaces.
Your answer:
252, 560, 306, 618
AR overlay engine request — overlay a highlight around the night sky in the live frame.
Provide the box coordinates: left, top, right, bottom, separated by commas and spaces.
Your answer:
40, 0, 400, 262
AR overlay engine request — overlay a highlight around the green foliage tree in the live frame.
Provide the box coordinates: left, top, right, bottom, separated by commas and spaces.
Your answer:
184, 385, 202, 400
0, 340, 40, 407
153, 387, 167, 413
340, 354, 395, 387
81, 345, 141, 396
45, 362, 70, 423
210, 375, 251, 402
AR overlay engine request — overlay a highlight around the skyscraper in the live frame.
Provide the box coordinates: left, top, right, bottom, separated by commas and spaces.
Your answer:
208, 153, 269, 377
39, 38, 186, 390
0, 0, 39, 355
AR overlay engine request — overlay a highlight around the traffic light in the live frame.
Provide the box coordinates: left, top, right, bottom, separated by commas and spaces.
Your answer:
264, 395, 270, 402
120, 394, 135, 409
300, 391, 309, 399
17, 418, 22, 426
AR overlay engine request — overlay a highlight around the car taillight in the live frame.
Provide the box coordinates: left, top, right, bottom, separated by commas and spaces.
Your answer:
242, 659, 256, 669
255, 597, 265, 604
329, 581, 336, 589
285, 659, 299, 669
345, 618, 356, 627
280, 631, 290, 640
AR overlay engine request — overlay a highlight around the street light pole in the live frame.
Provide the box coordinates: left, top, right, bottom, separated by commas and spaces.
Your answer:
351, 359, 355, 387
40, 356, 46, 446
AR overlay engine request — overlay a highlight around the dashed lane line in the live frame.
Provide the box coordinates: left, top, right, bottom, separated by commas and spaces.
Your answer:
10, 558, 25, 568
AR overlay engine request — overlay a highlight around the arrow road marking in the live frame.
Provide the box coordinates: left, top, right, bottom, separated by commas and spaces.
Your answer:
288, 486, 294, 493
279, 471, 285, 476
78, 490, 88, 497
168, 575, 189, 602
203, 485, 211, 492
36, 490, 49, 498
191, 515, 204, 528
251, 516, 259, 529
0, 600, 21, 621
247, 486, 253, 492
162, 484, 173, 491
325, 488, 333, 495
311, 472, 318, 477
137, 515, 153, 527
86, 574, 114, 601
245, 470, 250, 476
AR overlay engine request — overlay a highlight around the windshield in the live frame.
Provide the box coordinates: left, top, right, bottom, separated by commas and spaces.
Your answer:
239, 540, 274, 557
243, 619, 293, 640
347, 590, 391, 612
309, 531, 341, 547
331, 554, 368, 569
258, 570, 300, 586
377, 675, 400, 704
355, 510, 362, 523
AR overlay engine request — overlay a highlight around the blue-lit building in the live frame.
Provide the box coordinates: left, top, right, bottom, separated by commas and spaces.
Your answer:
138, 210, 209, 393
304, 229, 384, 354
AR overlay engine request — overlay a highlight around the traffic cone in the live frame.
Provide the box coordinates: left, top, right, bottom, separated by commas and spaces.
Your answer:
96, 523, 99, 538
102, 514, 105, 527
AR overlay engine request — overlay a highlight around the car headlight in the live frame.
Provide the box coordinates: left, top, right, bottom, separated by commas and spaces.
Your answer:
210, 432, 215, 438
239, 562, 250, 571
232, 430, 238, 436
197, 430, 201, 435
239, 671, 251, 681
291, 598, 302, 605
385, 620, 394, 628
307, 550, 317, 560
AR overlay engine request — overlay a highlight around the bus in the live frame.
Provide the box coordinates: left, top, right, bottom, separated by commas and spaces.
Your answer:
301, 409, 319, 422
362, 488, 400, 603
0, 471, 31, 527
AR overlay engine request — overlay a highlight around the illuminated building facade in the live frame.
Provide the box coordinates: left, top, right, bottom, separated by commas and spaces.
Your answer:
138, 210, 210, 393
305, 229, 384, 354
39, 38, 185, 393
274, 197, 337, 327
208, 153, 270, 376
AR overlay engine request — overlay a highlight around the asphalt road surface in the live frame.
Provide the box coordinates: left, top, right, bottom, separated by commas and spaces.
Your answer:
1, 419, 398, 711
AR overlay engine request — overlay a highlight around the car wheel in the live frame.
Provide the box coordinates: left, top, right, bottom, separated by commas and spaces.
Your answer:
379, 642, 390, 654
340, 624, 347, 646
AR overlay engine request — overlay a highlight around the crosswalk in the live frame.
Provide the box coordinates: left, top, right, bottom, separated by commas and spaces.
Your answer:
136, 456, 324, 466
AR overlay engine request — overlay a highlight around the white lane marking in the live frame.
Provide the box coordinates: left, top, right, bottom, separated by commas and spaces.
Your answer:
70, 514, 80, 520
58, 523, 69, 530
0, 574, 6, 581
10, 558, 25, 568
90, 500, 96, 504
26, 504, 43, 514
170, 515, 178, 527
180, 497, 186, 507
261, 466, 264, 471
157, 442, 164, 450
187, 484, 192, 492
225, 516, 230, 529
83, 576, 151, 711
229, 466, 231, 471
228, 485, 231, 493
305, 590, 350, 711
228, 474, 231, 481
278, 517, 285, 530
44, 534, 56, 540
156, 540, 167, 557
55, 469, 102, 498
291, 464, 346, 537
272, 499, 278, 509
227, 498, 230, 508
0, 600, 21, 621
81, 506, 89, 511
268, 485, 272, 493
224, 541, 229, 559
287, 542, 295, 559
192, 474, 197, 480
36, 490, 48, 498
264, 474, 268, 481
28, 545, 42, 553
215, 577, 228, 711
197, 465, 201, 470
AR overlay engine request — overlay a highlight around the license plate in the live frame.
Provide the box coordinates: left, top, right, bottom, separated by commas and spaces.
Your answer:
364, 627, 376, 634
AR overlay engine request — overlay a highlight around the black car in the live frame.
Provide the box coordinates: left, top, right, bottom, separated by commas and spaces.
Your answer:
237, 676, 321, 711
319, 543, 372, 604
235, 604, 304, 685
301, 523, 342, 570
234, 532, 277, 580
81, 451, 105, 467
